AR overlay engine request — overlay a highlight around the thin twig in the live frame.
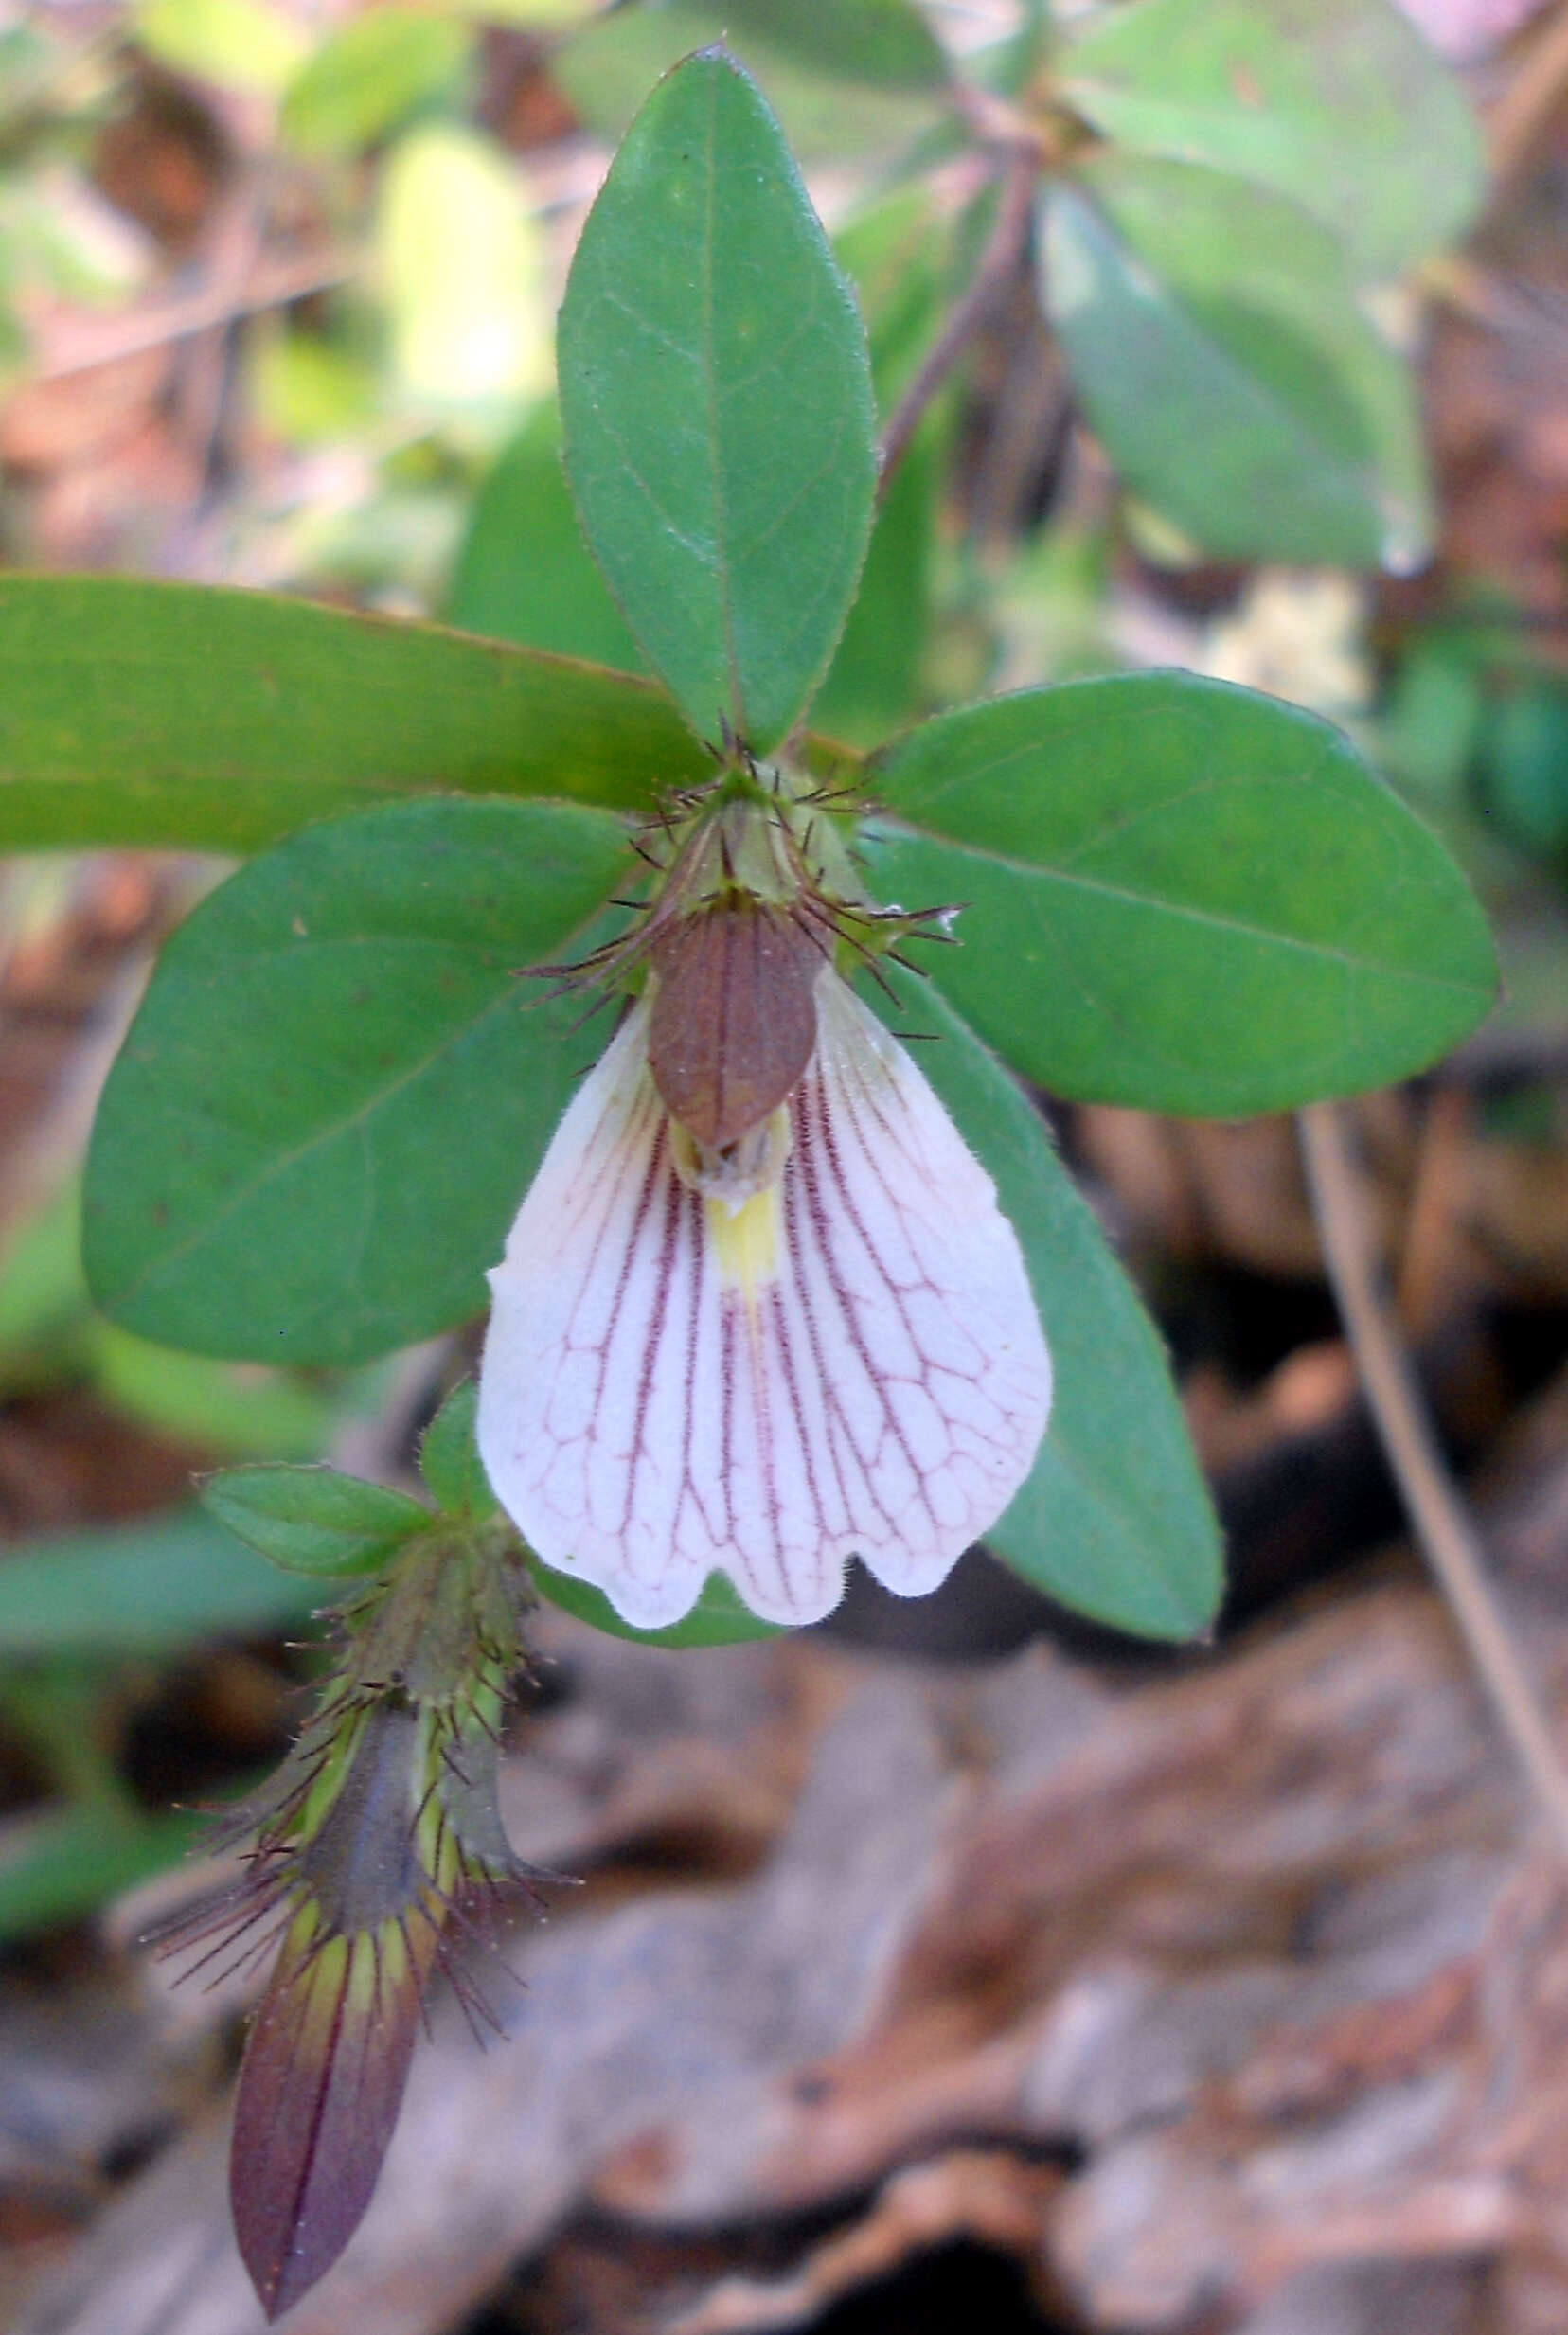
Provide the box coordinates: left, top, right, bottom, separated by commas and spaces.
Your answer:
1300, 1098, 1568, 1854
877, 144, 1039, 501
28, 248, 354, 383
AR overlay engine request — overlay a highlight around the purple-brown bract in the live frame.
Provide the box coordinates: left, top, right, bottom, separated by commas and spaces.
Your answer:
159, 1522, 540, 2320
647, 900, 822, 1150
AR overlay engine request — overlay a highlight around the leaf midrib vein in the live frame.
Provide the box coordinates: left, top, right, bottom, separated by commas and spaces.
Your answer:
880, 820, 1487, 991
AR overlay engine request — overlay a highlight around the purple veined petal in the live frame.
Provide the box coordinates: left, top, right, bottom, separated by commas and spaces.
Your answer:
477, 977, 1052, 1628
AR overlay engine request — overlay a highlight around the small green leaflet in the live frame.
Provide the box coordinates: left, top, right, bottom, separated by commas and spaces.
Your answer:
200, 1466, 431, 1577
559, 48, 878, 754
419, 1380, 498, 1519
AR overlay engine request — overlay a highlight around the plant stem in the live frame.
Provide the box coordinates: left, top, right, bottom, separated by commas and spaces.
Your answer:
1300, 1098, 1568, 1853
32, 249, 353, 383
1488, 0, 1568, 191
877, 146, 1039, 501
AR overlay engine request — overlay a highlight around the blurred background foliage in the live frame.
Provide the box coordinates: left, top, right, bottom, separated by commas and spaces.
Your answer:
0, 0, 1565, 2213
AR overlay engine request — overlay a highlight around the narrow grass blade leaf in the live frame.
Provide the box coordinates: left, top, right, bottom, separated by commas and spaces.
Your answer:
0, 576, 704, 850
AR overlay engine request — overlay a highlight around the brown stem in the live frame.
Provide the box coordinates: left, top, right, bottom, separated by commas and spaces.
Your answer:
877, 146, 1040, 502
29, 249, 354, 383
1299, 1098, 1568, 1853
1488, 0, 1568, 192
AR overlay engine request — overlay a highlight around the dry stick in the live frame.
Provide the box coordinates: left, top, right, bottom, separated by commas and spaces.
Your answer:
876, 145, 1040, 501
1300, 1099, 1568, 1854
30, 249, 353, 383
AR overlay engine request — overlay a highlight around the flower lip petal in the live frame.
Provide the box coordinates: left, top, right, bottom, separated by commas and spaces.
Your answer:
478, 977, 1051, 1630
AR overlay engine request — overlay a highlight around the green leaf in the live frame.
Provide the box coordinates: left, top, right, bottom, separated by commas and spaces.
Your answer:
531, 1560, 785, 1646
447, 402, 645, 670
834, 184, 951, 413
419, 1380, 496, 1517
86, 1323, 338, 1457
200, 1465, 430, 1576
83, 796, 633, 1364
1059, 0, 1484, 281
0, 1178, 83, 1376
282, 7, 472, 154
1042, 157, 1432, 570
810, 438, 932, 745
0, 1804, 204, 1943
556, 5, 944, 156
865, 673, 1498, 1116
714, 0, 948, 90
558, 47, 878, 753
1380, 641, 1486, 803
134, 0, 306, 94
1481, 687, 1568, 860
377, 122, 548, 406
810, 187, 947, 743
0, 1509, 318, 1658
874, 974, 1221, 1638
0, 576, 706, 851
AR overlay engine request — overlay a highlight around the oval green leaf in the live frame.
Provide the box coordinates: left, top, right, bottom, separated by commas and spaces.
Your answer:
0, 575, 705, 851
83, 796, 633, 1363
200, 1465, 431, 1576
866, 673, 1498, 1116
559, 47, 878, 753
1043, 157, 1432, 569
531, 1559, 785, 1647
871, 974, 1221, 1638
281, 6, 472, 155
1059, 0, 1484, 282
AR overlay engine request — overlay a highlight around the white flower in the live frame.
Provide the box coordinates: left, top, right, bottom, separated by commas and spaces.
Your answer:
478, 967, 1052, 1629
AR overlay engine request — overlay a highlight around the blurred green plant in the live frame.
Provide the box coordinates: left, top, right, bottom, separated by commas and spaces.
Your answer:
0, 1168, 394, 1942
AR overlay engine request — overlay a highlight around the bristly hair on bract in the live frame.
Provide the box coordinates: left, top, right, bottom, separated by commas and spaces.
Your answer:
534, 753, 960, 1157
150, 1517, 555, 2321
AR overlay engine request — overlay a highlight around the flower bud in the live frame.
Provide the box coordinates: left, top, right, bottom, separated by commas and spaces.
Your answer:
161, 1522, 542, 2319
